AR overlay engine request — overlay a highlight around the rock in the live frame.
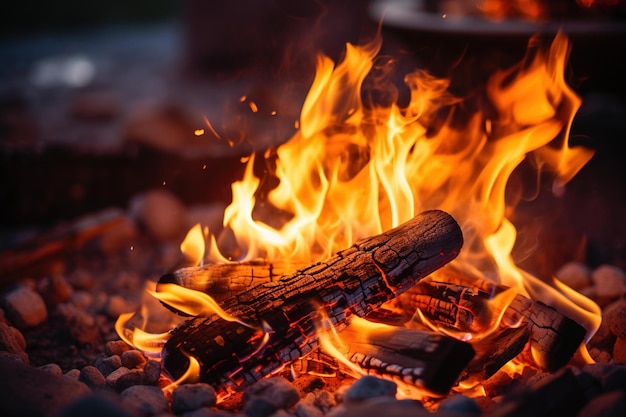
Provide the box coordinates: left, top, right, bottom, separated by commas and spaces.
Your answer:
121, 349, 147, 369
0, 355, 90, 417
592, 265, 626, 299
143, 360, 162, 385
243, 397, 276, 417
312, 389, 336, 412
129, 188, 189, 242
295, 401, 324, 417
98, 214, 139, 253
95, 354, 123, 376
576, 390, 626, 417
39, 363, 63, 375
106, 366, 131, 388
115, 369, 145, 392
57, 393, 135, 417
613, 338, 626, 365
38, 274, 74, 306
242, 376, 301, 410
54, 302, 99, 344
343, 376, 397, 404
555, 262, 592, 291
604, 299, 626, 338
105, 295, 133, 319
79, 365, 108, 391
105, 340, 132, 356
171, 383, 217, 413
2, 285, 48, 329
437, 394, 482, 415
120, 385, 169, 417
0, 322, 29, 363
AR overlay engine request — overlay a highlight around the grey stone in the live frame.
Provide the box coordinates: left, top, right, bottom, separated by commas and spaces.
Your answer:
242, 376, 300, 409
343, 376, 397, 404
171, 383, 217, 413
121, 385, 169, 417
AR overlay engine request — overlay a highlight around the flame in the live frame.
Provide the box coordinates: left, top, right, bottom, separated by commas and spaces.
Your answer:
180, 223, 206, 266
119, 31, 602, 395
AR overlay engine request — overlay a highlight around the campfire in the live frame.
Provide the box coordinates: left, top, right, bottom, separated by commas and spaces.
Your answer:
2, 5, 626, 414
107, 30, 605, 410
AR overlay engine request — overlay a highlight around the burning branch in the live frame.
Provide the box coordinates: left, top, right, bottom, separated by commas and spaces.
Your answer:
159, 210, 469, 396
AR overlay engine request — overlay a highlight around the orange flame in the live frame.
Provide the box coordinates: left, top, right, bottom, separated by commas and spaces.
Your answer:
119, 31, 601, 392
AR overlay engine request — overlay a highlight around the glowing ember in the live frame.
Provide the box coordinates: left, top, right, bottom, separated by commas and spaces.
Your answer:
116, 30, 601, 398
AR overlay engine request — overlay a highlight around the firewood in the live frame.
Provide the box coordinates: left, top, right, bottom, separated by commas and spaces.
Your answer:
160, 210, 466, 395
158, 260, 308, 303
328, 318, 475, 396
396, 266, 587, 372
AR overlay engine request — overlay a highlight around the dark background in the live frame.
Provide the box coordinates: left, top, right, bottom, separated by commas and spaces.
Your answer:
1, 0, 625, 274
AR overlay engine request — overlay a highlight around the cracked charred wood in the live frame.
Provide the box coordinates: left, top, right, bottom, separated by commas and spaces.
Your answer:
396, 266, 587, 372
161, 210, 466, 395
328, 318, 475, 396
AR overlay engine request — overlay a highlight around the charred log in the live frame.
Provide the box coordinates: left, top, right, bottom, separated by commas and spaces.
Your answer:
396, 266, 587, 372
161, 210, 466, 395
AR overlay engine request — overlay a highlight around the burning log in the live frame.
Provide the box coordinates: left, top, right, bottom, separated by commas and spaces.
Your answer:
397, 267, 587, 373
160, 209, 469, 396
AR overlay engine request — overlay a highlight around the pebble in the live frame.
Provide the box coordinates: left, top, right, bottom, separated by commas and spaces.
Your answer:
295, 400, 324, 417
64, 369, 81, 380
0, 322, 29, 363
604, 299, 626, 338
242, 376, 301, 410
592, 265, 626, 299
96, 354, 123, 376
342, 376, 397, 404
144, 360, 162, 384
613, 337, 626, 364
105, 295, 132, 319
70, 291, 94, 310
555, 262, 592, 290
600, 365, 626, 392
38, 274, 74, 306
121, 385, 169, 417
171, 383, 218, 413
105, 340, 132, 356
312, 389, 336, 412
98, 214, 139, 254
576, 390, 626, 417
39, 363, 63, 376
115, 369, 145, 391
243, 397, 276, 417
55, 303, 99, 344
106, 366, 131, 387
79, 365, 108, 391
437, 394, 482, 416
57, 393, 135, 417
121, 349, 147, 369
129, 188, 189, 242
2, 285, 48, 329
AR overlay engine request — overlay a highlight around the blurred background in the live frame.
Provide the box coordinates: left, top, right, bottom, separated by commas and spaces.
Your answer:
1, 0, 625, 272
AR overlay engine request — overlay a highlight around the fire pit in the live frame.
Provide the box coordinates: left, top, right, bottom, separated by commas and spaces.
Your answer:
1, 3, 626, 417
